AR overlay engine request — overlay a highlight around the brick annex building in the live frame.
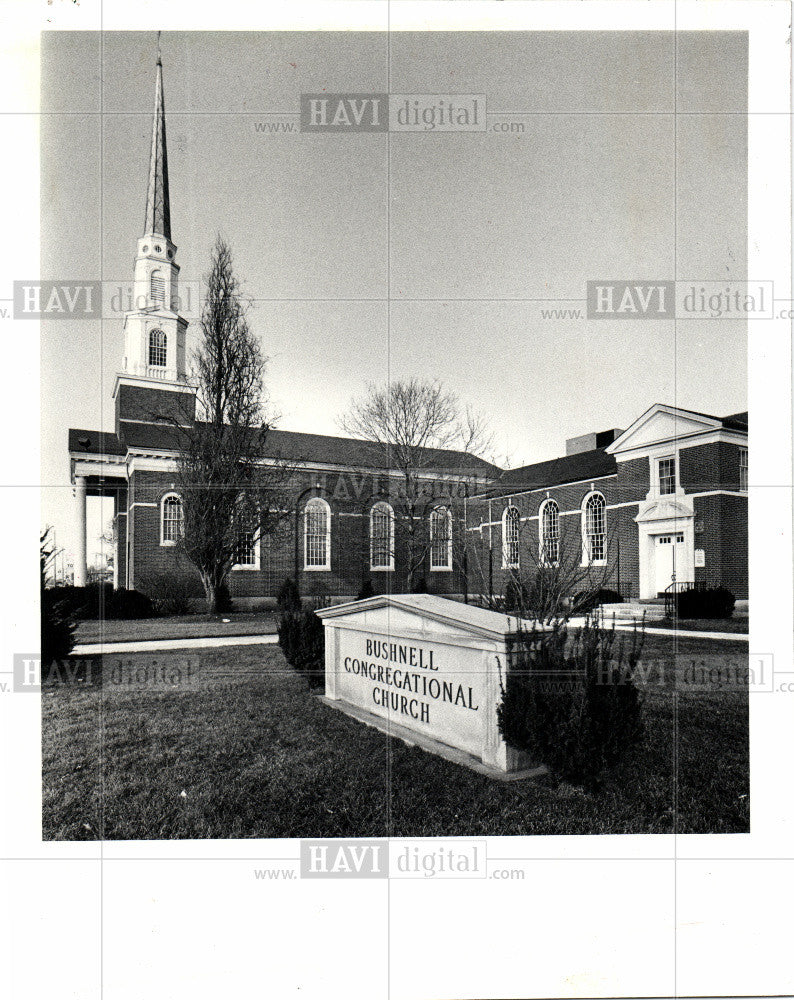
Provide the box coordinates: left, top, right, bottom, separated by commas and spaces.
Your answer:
67, 58, 749, 605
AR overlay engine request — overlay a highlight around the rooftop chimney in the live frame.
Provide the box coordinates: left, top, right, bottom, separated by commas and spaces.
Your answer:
565, 428, 624, 456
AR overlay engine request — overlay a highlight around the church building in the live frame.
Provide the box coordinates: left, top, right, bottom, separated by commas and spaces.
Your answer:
68, 57, 748, 606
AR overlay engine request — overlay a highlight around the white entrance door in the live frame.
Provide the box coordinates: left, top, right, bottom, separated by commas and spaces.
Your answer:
654, 532, 684, 595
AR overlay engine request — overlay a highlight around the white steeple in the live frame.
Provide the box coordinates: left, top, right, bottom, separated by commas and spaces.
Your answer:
120, 51, 188, 384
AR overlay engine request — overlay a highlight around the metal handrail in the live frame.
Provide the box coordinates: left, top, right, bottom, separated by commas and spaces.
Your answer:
664, 579, 709, 617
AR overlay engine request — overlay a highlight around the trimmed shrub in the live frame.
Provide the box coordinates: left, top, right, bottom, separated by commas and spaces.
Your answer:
105, 588, 155, 619
497, 618, 644, 788
571, 588, 623, 615
276, 577, 302, 613
357, 578, 375, 601
43, 584, 154, 620
278, 608, 325, 690
672, 586, 735, 620
138, 572, 195, 615
41, 590, 76, 667
41, 556, 75, 668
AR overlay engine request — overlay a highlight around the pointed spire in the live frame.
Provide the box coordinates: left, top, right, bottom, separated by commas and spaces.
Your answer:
143, 46, 171, 240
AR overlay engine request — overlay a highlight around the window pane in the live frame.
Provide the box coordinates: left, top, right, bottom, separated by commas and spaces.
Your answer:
739, 449, 748, 491
503, 506, 519, 567
430, 507, 451, 569
659, 458, 676, 495
149, 328, 167, 367
305, 501, 329, 568
542, 501, 559, 563
162, 496, 182, 542
235, 529, 256, 566
370, 503, 392, 568
585, 494, 606, 561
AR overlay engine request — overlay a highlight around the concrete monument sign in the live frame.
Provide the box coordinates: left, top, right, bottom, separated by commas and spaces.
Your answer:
316, 594, 543, 778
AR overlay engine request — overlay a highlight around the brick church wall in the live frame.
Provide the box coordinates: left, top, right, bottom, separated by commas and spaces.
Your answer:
126, 466, 472, 603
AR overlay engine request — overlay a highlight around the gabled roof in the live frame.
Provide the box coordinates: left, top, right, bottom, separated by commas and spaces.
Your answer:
317, 593, 538, 640
71, 421, 500, 477
606, 403, 748, 456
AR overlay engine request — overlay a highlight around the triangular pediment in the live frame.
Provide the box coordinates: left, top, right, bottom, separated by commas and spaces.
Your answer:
317, 593, 524, 641
606, 404, 722, 456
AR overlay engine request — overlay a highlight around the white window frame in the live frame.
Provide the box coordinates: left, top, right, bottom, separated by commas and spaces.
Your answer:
148, 327, 167, 368
429, 506, 453, 572
656, 454, 677, 496
304, 497, 331, 571
501, 504, 520, 569
232, 522, 260, 571
159, 492, 183, 546
369, 501, 395, 571
739, 447, 748, 492
581, 491, 607, 566
538, 498, 560, 566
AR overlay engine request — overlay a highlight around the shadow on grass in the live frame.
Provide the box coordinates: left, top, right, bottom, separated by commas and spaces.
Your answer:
42, 639, 749, 840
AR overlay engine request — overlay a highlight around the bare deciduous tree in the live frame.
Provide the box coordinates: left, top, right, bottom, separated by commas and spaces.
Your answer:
174, 237, 292, 612
466, 510, 620, 624
340, 378, 494, 591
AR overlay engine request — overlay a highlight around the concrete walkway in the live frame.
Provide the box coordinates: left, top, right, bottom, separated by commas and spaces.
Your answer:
73, 621, 747, 656
73, 634, 280, 655
568, 617, 749, 642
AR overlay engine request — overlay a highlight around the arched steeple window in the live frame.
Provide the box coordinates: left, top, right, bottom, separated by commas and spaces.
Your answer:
148, 328, 167, 367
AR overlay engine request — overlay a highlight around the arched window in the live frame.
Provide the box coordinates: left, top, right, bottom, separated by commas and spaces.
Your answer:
429, 506, 452, 571
539, 499, 559, 565
583, 492, 607, 564
160, 493, 183, 545
370, 501, 394, 571
150, 269, 165, 305
304, 497, 331, 570
232, 495, 260, 569
148, 328, 167, 368
502, 505, 520, 569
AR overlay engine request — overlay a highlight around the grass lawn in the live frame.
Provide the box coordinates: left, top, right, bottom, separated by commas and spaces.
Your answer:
642, 616, 749, 634
74, 611, 278, 645
42, 634, 749, 839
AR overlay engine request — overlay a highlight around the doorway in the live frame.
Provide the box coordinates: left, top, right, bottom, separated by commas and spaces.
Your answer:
654, 532, 685, 596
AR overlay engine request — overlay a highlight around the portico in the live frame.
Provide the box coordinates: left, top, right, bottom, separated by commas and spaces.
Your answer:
70, 443, 127, 587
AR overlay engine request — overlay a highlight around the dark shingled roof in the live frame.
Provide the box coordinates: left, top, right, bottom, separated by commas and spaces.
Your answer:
68, 428, 125, 456
70, 421, 500, 477
488, 447, 617, 496
720, 411, 748, 431
669, 406, 748, 431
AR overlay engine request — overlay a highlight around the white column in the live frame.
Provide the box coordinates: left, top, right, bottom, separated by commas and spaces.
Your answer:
74, 476, 88, 587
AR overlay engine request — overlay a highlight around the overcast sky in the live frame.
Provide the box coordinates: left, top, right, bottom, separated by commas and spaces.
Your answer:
40, 30, 748, 568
